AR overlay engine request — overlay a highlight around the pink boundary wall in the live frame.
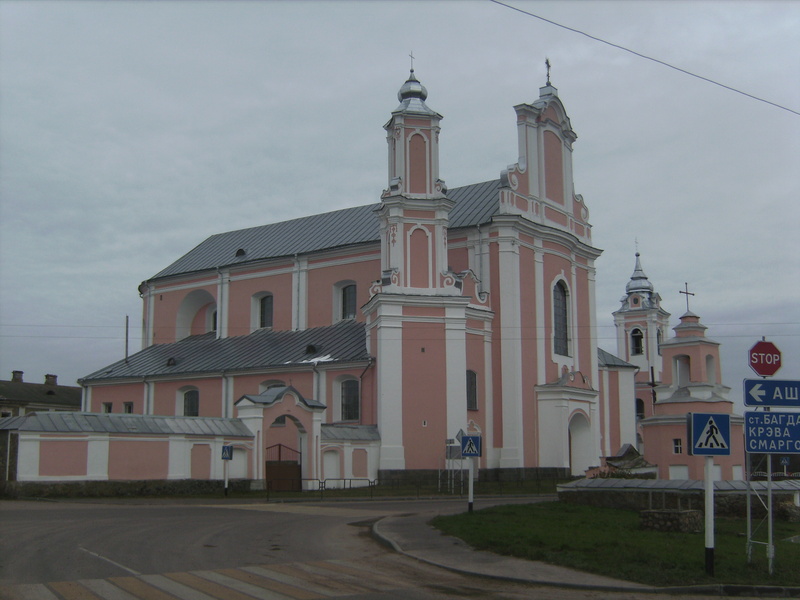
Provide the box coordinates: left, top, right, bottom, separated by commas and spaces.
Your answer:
16, 432, 252, 482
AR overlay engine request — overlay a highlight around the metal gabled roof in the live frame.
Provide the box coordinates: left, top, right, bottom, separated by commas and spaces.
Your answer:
0, 379, 82, 407
0, 411, 253, 437
149, 180, 502, 281
597, 348, 636, 369
80, 320, 369, 383
236, 385, 325, 410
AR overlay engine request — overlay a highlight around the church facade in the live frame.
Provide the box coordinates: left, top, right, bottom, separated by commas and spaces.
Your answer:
1, 69, 742, 488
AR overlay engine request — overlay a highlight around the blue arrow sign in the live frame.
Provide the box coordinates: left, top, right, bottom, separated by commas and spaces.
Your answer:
688, 413, 731, 456
461, 435, 482, 457
744, 412, 800, 454
743, 379, 800, 408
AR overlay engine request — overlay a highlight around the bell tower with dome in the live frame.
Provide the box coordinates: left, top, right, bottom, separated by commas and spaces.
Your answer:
613, 252, 670, 422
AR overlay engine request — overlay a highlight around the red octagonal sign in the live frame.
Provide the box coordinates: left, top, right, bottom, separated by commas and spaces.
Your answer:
749, 340, 782, 377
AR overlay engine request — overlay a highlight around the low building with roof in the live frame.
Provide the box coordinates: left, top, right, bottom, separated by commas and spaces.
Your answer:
0, 371, 81, 418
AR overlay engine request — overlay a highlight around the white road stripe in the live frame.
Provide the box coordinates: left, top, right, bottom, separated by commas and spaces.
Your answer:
78, 547, 140, 576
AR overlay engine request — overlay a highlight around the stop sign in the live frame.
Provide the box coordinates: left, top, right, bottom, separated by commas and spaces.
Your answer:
749, 340, 782, 377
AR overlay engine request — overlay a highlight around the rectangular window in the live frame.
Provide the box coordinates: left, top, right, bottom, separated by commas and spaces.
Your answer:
341, 380, 360, 421
341, 284, 356, 320
184, 390, 199, 417
102, 403, 113, 414
466, 370, 478, 411
123, 402, 133, 414
260, 295, 273, 328
673, 438, 683, 454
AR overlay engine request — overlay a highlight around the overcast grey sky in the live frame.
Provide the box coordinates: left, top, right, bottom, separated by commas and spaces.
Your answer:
1, 1, 798, 408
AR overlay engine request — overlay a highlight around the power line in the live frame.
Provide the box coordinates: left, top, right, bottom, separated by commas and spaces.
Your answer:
489, 0, 800, 117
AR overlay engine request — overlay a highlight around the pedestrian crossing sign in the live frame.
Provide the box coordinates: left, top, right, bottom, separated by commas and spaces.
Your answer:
461, 435, 482, 457
687, 413, 731, 456
221, 445, 233, 460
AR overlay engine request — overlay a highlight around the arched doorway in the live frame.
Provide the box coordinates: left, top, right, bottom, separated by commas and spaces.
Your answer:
264, 414, 307, 491
568, 411, 593, 476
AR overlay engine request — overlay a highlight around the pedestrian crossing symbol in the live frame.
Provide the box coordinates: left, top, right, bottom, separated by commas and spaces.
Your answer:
461, 435, 482, 457
221, 445, 233, 460
688, 413, 731, 456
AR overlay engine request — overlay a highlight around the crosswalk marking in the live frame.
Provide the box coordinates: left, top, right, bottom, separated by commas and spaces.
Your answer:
0, 557, 425, 600
219, 567, 323, 599
191, 571, 292, 600
47, 581, 105, 600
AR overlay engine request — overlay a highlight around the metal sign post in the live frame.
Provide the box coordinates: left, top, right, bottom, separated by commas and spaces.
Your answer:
743, 411, 800, 575
221, 445, 233, 497
461, 435, 482, 513
687, 412, 731, 577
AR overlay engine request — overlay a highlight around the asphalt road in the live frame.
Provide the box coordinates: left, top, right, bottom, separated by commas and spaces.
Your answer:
0, 497, 772, 600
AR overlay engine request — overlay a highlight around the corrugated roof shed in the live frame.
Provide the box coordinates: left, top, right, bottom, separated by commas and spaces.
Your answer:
559, 478, 800, 493
150, 180, 501, 281
0, 411, 253, 437
81, 320, 369, 382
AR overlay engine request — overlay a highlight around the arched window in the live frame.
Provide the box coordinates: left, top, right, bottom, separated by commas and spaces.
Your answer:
674, 355, 691, 387
631, 328, 644, 355
341, 284, 356, 320
636, 398, 645, 420
340, 379, 360, 421
335, 281, 357, 321
705, 354, 716, 384
466, 370, 478, 411
183, 389, 199, 417
259, 294, 273, 328
553, 281, 569, 356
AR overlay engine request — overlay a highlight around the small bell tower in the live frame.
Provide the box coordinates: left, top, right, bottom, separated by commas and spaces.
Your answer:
613, 253, 670, 375
376, 68, 455, 292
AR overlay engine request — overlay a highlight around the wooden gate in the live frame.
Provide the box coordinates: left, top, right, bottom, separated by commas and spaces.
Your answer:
265, 444, 301, 491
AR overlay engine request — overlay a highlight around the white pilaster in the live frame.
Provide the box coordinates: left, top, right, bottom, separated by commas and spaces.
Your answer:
216, 270, 230, 339
292, 256, 308, 330
497, 235, 524, 468
445, 306, 468, 440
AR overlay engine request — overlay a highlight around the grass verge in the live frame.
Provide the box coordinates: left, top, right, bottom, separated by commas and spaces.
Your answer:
431, 501, 800, 587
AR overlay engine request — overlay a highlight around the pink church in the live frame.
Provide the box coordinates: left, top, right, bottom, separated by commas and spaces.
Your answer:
0, 69, 743, 488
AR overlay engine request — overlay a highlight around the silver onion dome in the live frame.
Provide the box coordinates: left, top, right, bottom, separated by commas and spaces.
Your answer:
398, 69, 428, 102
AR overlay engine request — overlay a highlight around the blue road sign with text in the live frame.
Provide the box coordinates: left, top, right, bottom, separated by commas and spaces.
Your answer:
743, 379, 800, 408
744, 412, 800, 454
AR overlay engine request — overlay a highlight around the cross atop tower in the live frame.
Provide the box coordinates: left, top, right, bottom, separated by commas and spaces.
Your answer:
679, 282, 695, 312
545, 57, 551, 85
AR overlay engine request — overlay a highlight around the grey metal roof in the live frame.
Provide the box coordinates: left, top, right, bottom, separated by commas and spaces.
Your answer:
150, 180, 502, 281
0, 412, 253, 437
80, 320, 369, 383
236, 385, 325, 410
559, 478, 800, 494
597, 348, 635, 369
0, 379, 81, 408
321, 424, 381, 442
